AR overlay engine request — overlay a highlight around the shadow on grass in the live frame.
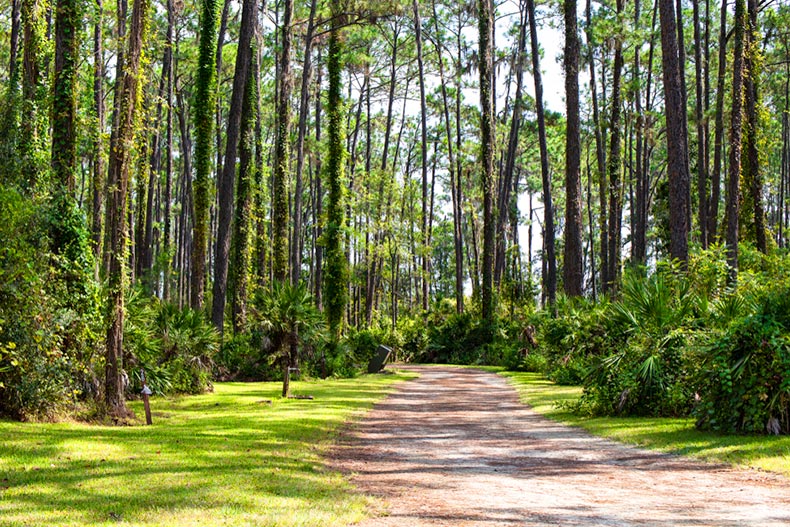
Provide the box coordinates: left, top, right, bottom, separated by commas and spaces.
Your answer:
0, 372, 414, 526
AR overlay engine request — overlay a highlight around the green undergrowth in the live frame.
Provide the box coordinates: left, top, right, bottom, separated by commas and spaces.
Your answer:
500, 371, 790, 477
0, 372, 415, 526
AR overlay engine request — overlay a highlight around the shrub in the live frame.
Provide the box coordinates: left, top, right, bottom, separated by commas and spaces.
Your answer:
425, 312, 491, 364
694, 287, 790, 434
579, 270, 699, 416
526, 295, 612, 383
396, 317, 429, 362
0, 186, 101, 420
125, 295, 219, 395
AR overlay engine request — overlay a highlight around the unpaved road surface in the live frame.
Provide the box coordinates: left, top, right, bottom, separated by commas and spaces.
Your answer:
330, 366, 790, 526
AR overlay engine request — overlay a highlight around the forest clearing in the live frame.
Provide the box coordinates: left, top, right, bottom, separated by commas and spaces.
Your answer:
3, 0, 790, 523
3, 367, 790, 526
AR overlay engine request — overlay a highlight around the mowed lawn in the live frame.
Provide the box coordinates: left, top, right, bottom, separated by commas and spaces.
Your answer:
0, 372, 414, 527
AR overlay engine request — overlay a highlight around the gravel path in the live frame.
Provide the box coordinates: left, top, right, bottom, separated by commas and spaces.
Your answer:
330, 365, 790, 526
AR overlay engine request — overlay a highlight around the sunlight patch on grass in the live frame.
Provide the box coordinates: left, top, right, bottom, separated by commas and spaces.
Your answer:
500, 371, 790, 477
0, 371, 415, 526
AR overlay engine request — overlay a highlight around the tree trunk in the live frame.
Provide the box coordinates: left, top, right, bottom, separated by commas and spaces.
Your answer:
163, 0, 174, 300
632, 0, 647, 265
693, 0, 709, 247
51, 0, 79, 192
323, 0, 348, 337
230, 48, 258, 334
606, 0, 625, 292
724, 0, 746, 276
526, 0, 556, 308
191, 0, 221, 309
272, 0, 293, 283
214, 0, 231, 195
430, 1, 463, 313
563, 0, 583, 296
586, 0, 607, 293
743, 0, 766, 253
412, 0, 429, 313
211, 0, 258, 332
21, 0, 42, 186
291, 0, 318, 286
91, 0, 104, 262
104, 0, 149, 419
9, 0, 21, 84
313, 50, 324, 309
659, 0, 691, 265
140, 52, 170, 288
709, 0, 728, 242
479, 0, 496, 324
496, 3, 526, 287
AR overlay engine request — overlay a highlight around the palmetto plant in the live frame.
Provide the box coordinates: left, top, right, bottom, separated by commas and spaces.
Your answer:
125, 294, 220, 395
585, 270, 699, 416
256, 281, 325, 397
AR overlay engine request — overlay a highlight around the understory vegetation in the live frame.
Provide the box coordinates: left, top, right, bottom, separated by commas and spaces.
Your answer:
510, 245, 790, 435
4, 206, 790, 438
386, 245, 790, 436
2, 0, 790, 441
501, 371, 790, 476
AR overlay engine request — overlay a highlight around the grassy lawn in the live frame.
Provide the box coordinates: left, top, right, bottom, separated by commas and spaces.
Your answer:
500, 371, 790, 477
0, 372, 415, 527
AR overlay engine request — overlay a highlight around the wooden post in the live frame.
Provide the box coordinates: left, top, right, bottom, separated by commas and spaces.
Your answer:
141, 369, 153, 425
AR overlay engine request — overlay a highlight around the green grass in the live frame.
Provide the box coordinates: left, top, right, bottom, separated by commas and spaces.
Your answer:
0, 372, 415, 527
500, 371, 790, 477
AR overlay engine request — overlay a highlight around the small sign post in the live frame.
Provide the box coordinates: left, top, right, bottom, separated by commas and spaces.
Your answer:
140, 369, 153, 425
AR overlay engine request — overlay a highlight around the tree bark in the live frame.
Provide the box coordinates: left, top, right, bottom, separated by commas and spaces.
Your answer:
413, 0, 430, 313
693, 0, 709, 247
163, 0, 174, 300
724, 0, 746, 276
272, 0, 293, 283
526, 0, 556, 309
586, 0, 607, 293
313, 49, 324, 309
563, 0, 583, 296
291, 0, 318, 286
659, 0, 691, 265
496, 3, 526, 287
51, 0, 79, 193
709, 0, 728, 242
21, 0, 42, 186
211, 0, 258, 332
606, 0, 625, 291
191, 0, 221, 309
104, 0, 149, 418
91, 0, 104, 262
231, 50, 258, 334
743, 0, 766, 253
479, 0, 496, 324
430, 1, 464, 313
323, 0, 348, 337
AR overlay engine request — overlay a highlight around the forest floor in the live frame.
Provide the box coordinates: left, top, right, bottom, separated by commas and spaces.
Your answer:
329, 365, 790, 527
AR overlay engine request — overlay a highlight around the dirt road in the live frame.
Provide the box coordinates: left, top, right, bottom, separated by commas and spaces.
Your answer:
330, 366, 790, 526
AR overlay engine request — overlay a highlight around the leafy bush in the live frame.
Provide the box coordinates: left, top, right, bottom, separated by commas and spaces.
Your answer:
395, 317, 429, 362
694, 287, 790, 434
0, 186, 101, 420
526, 295, 612, 384
579, 270, 699, 416
344, 327, 389, 369
519, 352, 548, 373
425, 312, 492, 364
125, 295, 219, 395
